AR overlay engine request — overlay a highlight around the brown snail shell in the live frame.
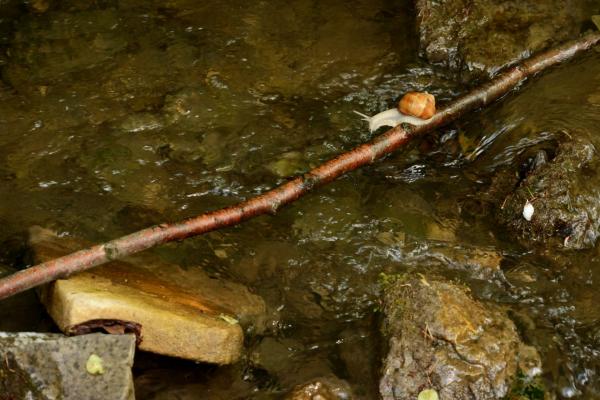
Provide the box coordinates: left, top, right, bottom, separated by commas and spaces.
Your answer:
398, 92, 436, 119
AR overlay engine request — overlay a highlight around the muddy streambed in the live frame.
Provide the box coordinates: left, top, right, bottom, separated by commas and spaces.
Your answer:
1, 0, 600, 398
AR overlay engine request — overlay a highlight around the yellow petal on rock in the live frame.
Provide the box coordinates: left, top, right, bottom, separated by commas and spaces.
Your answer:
218, 314, 239, 325
86, 354, 104, 375
418, 389, 439, 400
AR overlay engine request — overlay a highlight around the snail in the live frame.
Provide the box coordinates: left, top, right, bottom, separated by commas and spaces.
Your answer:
355, 92, 436, 132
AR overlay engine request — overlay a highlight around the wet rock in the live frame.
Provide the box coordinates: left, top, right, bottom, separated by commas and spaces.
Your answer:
376, 229, 504, 281
429, 244, 502, 279
193, 0, 403, 98
29, 226, 267, 364
117, 112, 164, 134
266, 151, 306, 178
287, 376, 354, 400
496, 136, 600, 249
249, 337, 304, 377
425, 221, 457, 242
379, 275, 541, 400
75, 138, 174, 211
0, 332, 135, 400
101, 46, 174, 111
5, 9, 128, 90
161, 86, 248, 131
292, 183, 363, 242
415, 0, 583, 81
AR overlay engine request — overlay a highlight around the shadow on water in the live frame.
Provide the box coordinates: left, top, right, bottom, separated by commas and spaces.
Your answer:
1, 0, 600, 398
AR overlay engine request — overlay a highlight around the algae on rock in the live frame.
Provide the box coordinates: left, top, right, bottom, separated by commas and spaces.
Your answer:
496, 135, 600, 249
379, 275, 541, 400
0, 332, 136, 400
415, 0, 584, 81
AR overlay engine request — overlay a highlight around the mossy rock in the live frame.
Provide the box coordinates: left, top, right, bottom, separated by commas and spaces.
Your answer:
496, 135, 600, 249
379, 275, 541, 399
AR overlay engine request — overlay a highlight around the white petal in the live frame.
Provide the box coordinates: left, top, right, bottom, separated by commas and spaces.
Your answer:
523, 201, 534, 221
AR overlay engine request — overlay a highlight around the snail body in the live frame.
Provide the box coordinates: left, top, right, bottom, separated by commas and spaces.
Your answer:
354, 109, 430, 132
355, 92, 436, 132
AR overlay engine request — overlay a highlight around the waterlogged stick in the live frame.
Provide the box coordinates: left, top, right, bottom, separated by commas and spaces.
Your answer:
0, 31, 599, 300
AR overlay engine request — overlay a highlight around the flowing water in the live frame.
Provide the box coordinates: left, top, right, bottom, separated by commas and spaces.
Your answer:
1, 0, 600, 398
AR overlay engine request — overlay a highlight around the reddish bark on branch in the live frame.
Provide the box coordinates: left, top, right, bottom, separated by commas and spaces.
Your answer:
0, 32, 599, 300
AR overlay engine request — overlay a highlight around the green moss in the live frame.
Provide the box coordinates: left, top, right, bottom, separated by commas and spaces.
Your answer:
505, 370, 545, 400
378, 272, 409, 289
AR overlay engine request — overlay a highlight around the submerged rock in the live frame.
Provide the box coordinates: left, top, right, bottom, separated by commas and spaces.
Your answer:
29, 226, 267, 364
379, 275, 541, 400
0, 332, 135, 400
496, 136, 600, 249
415, 0, 583, 80
249, 337, 335, 390
337, 325, 380, 399
287, 376, 354, 400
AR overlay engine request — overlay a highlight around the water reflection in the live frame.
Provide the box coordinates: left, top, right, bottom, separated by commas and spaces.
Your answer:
0, 0, 599, 398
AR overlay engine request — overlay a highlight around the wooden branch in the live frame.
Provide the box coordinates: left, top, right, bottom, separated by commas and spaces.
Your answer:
1, 32, 599, 300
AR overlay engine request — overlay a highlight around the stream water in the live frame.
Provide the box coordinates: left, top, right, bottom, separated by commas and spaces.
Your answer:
1, 0, 600, 398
